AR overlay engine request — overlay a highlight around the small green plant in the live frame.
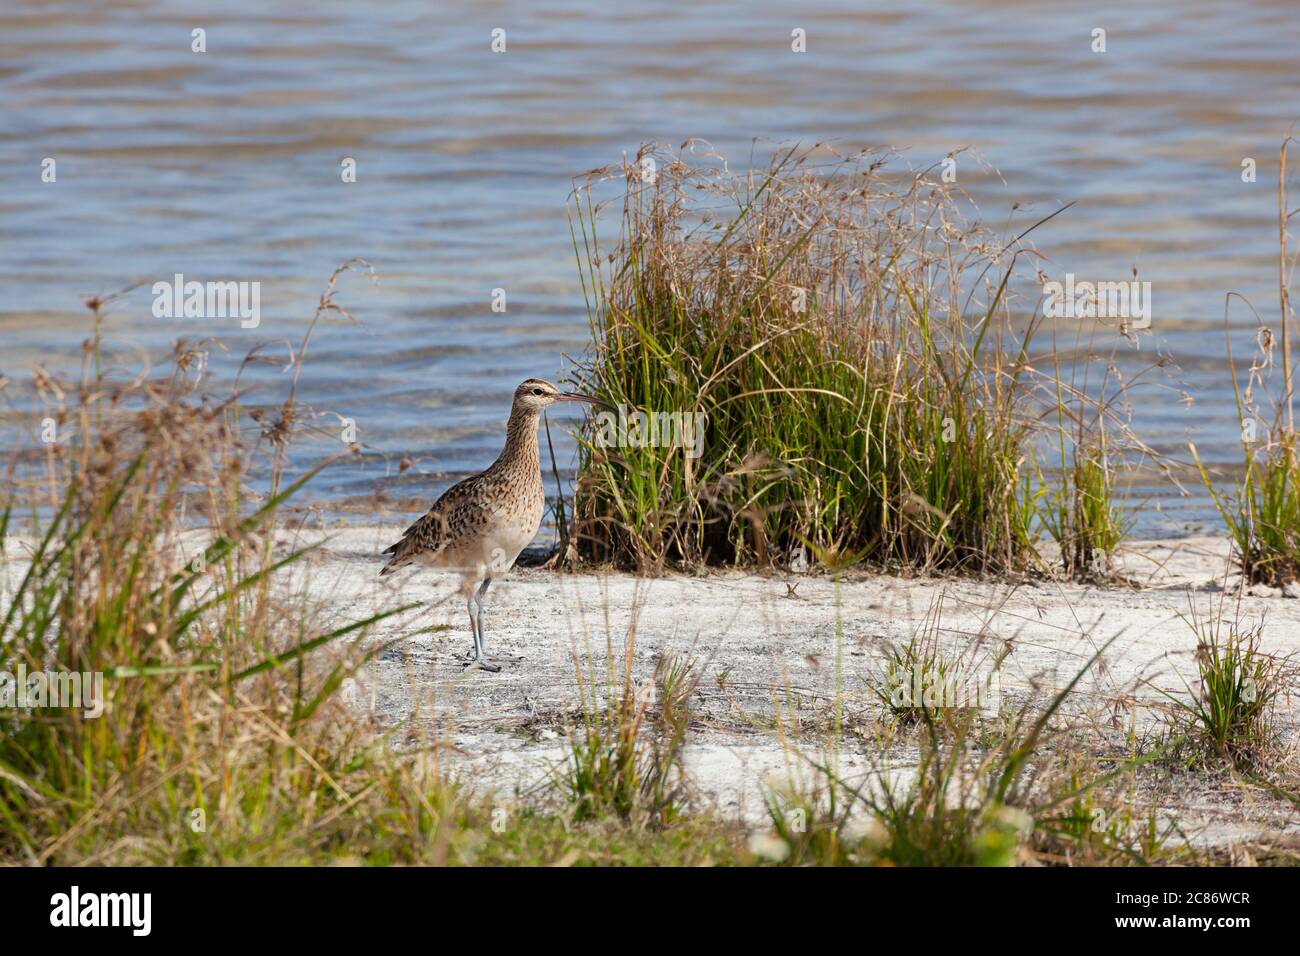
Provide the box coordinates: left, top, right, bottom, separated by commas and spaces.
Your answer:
1032, 758, 1181, 865
874, 637, 960, 725
869, 595, 1009, 726
1038, 438, 1129, 581
1159, 604, 1286, 773
560, 646, 697, 828
1195, 137, 1300, 586
1198, 424, 1300, 587
1032, 294, 1152, 582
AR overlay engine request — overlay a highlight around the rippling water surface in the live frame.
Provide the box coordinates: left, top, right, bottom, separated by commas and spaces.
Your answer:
2, 0, 1298, 535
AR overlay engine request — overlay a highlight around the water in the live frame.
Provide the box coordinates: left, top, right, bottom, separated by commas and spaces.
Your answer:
2, 0, 1298, 536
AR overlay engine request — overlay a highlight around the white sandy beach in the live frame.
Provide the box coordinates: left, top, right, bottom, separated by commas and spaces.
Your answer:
265, 526, 1300, 848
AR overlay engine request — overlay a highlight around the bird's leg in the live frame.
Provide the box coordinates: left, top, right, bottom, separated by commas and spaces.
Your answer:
473, 578, 503, 672
476, 578, 523, 664
466, 593, 482, 660
463, 578, 501, 673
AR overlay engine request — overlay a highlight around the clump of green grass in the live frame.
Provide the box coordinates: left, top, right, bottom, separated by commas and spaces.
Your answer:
1028, 259, 1166, 583
1038, 435, 1130, 582
1195, 137, 1300, 586
868, 596, 1008, 727
560, 640, 698, 828
1159, 603, 1288, 774
873, 636, 965, 726
568, 144, 1051, 575
1199, 415, 1300, 587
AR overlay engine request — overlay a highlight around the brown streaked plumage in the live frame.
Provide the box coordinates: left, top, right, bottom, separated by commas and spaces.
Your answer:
380, 378, 608, 672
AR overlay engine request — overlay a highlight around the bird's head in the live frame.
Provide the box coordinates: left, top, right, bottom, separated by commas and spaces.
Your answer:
512, 378, 612, 414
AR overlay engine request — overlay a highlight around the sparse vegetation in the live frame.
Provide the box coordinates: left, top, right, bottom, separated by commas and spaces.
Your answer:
1159, 602, 1289, 774
757, 635, 1194, 867
560, 637, 697, 828
1032, 756, 1184, 866
1196, 137, 1300, 587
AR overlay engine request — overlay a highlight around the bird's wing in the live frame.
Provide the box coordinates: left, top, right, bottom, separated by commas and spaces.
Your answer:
379, 475, 487, 575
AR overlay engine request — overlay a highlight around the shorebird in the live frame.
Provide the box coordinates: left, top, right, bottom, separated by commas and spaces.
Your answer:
379, 378, 607, 672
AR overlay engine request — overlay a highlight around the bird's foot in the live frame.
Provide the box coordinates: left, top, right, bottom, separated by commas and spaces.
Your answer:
462, 657, 502, 674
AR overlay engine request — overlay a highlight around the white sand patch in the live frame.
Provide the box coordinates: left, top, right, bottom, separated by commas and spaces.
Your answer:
274, 526, 1299, 846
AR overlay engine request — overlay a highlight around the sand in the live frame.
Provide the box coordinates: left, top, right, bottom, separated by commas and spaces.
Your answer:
275, 526, 1300, 848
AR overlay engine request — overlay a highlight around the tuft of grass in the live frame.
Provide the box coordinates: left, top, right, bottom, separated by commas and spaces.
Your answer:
1029, 259, 1160, 583
1196, 137, 1300, 586
559, 635, 697, 828
873, 636, 965, 726
1039, 435, 1129, 582
1159, 603, 1288, 774
868, 595, 1008, 727
568, 144, 1051, 576
1198, 427, 1300, 587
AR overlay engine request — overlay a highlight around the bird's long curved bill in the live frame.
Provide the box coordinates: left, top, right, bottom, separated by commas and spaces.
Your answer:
556, 392, 615, 411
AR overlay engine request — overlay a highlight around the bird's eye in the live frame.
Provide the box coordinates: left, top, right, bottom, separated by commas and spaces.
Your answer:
532, 388, 543, 396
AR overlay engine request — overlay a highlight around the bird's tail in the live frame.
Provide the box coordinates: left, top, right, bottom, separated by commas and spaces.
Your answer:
379, 539, 411, 577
